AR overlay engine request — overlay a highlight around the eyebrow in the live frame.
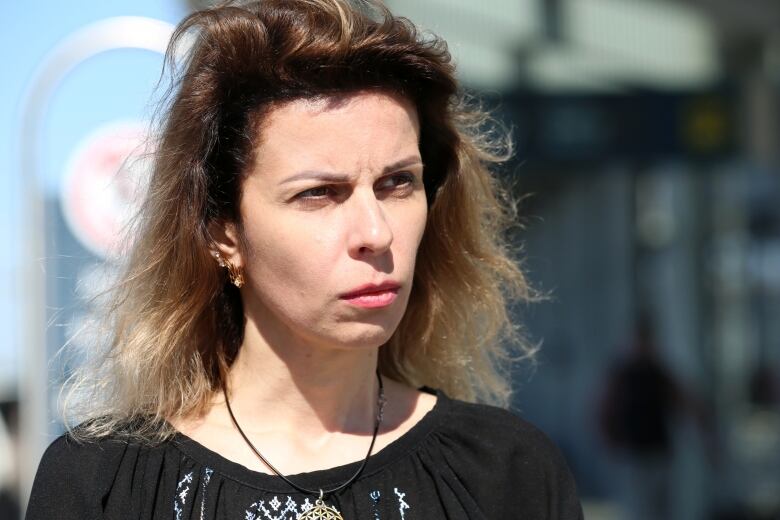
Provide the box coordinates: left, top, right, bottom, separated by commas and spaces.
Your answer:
279, 155, 423, 185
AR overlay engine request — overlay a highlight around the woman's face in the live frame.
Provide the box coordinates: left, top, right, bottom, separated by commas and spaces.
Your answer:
221, 91, 427, 351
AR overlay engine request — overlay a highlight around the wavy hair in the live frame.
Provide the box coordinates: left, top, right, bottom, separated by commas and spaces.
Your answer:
64, 0, 535, 442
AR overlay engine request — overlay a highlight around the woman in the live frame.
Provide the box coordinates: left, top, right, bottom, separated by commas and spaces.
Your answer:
27, 1, 583, 519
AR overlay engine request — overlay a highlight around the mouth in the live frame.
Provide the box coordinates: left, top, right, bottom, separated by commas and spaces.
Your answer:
339, 282, 401, 308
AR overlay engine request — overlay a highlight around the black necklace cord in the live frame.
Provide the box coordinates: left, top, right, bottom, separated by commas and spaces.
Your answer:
223, 370, 385, 499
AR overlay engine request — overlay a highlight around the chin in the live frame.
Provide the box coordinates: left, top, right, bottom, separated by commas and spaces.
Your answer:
325, 322, 397, 351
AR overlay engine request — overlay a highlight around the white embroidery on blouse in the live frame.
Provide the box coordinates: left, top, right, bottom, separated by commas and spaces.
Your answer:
394, 488, 410, 520
200, 468, 213, 520
174, 471, 195, 520
174, 472, 407, 520
245, 495, 314, 520
369, 490, 381, 519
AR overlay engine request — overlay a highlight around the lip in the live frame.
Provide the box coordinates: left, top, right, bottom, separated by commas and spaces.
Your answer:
339, 281, 401, 299
339, 282, 401, 308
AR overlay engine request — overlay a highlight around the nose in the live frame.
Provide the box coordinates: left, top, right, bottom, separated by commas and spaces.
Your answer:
346, 191, 393, 257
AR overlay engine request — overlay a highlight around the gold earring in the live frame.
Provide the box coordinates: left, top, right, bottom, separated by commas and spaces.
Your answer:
213, 251, 245, 288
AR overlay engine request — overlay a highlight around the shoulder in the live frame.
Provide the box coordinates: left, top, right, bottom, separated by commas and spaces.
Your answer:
440, 395, 564, 460
26, 429, 131, 520
38, 427, 129, 463
433, 394, 584, 519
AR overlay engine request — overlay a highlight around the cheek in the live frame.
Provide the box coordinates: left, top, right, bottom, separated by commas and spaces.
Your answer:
244, 216, 341, 293
398, 201, 428, 253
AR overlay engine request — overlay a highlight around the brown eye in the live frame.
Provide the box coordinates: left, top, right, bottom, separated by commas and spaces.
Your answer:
297, 186, 334, 199
377, 173, 414, 191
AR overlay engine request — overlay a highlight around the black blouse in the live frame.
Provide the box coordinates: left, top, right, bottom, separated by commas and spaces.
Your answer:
26, 390, 583, 519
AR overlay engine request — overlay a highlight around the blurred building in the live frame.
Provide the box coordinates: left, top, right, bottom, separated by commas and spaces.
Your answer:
384, 1, 780, 518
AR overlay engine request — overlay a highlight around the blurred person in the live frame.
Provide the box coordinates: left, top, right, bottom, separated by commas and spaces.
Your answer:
749, 365, 779, 408
598, 313, 682, 520
25, 1, 583, 519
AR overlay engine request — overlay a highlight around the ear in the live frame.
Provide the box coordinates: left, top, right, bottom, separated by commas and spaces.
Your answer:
208, 220, 243, 268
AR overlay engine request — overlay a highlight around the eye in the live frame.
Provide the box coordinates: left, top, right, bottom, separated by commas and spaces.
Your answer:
296, 185, 335, 199
376, 172, 415, 191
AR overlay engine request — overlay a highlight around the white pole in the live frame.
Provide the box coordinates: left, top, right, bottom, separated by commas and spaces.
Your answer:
16, 17, 176, 512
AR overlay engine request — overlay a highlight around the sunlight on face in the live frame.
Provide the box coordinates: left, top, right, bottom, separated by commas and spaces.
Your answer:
236, 91, 427, 351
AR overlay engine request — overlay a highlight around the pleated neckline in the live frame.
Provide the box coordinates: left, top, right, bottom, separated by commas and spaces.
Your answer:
169, 387, 449, 493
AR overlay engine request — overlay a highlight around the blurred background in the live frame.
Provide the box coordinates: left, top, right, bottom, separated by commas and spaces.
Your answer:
2, 0, 779, 518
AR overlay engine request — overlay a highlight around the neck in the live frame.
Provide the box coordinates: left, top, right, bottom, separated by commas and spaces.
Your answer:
222, 309, 381, 437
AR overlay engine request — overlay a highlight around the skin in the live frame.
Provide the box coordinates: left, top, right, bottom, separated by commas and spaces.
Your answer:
173, 91, 437, 475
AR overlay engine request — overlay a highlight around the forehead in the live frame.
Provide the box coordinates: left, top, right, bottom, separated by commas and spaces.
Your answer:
264, 90, 418, 127
251, 91, 421, 177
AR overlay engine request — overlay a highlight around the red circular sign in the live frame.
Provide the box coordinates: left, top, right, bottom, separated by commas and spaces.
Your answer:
61, 122, 151, 259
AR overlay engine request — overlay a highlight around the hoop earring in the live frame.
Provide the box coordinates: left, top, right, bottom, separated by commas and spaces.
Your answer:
213, 251, 245, 288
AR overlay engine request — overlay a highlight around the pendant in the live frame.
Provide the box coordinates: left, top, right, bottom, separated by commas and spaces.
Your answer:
297, 498, 344, 520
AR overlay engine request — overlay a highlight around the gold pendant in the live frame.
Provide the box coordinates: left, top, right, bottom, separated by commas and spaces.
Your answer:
297, 498, 344, 520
